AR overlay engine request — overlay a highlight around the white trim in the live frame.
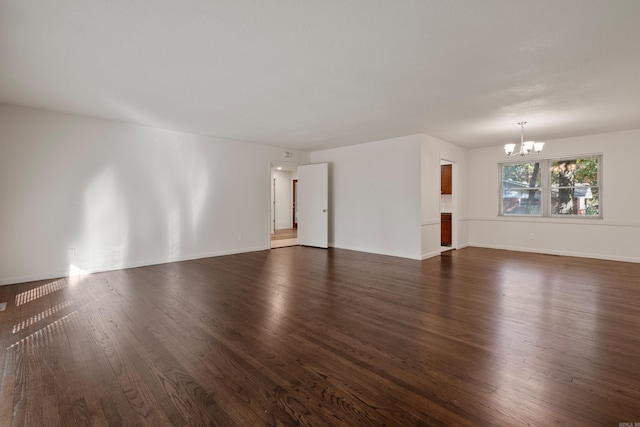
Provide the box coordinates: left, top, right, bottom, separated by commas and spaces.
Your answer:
500, 151, 604, 164
269, 159, 301, 249
0, 245, 270, 287
330, 243, 421, 260
0, 270, 71, 287
421, 216, 472, 225
469, 216, 640, 228
421, 250, 441, 260
468, 243, 640, 264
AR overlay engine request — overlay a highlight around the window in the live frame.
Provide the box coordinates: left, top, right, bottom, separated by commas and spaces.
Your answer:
550, 158, 600, 216
502, 162, 542, 215
500, 155, 601, 218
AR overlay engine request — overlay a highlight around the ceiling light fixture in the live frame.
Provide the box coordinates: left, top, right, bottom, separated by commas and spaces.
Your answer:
504, 121, 545, 157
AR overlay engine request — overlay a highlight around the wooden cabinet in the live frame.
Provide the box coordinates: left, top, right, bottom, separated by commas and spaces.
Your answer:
441, 213, 452, 246
441, 164, 452, 195
440, 164, 453, 246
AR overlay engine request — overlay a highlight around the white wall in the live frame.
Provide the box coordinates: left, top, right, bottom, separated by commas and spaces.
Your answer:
310, 135, 423, 259
420, 135, 470, 259
0, 104, 309, 285
468, 128, 640, 263
8, 102, 633, 287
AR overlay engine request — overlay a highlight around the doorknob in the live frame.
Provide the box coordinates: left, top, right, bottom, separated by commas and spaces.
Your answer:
322, 209, 327, 212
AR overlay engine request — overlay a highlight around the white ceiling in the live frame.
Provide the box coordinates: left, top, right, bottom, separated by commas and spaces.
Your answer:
2, 1, 640, 151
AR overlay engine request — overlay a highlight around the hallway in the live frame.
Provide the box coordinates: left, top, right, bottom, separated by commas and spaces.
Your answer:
271, 228, 298, 248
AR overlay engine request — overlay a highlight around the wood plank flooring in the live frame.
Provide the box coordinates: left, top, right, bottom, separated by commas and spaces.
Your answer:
1, 247, 639, 426
271, 228, 298, 241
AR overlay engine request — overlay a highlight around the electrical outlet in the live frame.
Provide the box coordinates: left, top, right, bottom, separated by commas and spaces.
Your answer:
529, 233, 535, 240
238, 234, 244, 241
68, 247, 76, 257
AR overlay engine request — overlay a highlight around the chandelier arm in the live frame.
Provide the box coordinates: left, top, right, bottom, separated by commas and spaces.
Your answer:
504, 122, 543, 157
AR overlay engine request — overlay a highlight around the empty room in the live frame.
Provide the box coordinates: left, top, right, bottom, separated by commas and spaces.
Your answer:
1, 1, 640, 426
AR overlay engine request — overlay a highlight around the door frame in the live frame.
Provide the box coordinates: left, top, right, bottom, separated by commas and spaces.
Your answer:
268, 160, 299, 247
440, 159, 457, 252
292, 179, 298, 229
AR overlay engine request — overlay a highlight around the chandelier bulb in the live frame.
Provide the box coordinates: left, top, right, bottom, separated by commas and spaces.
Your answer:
505, 121, 543, 157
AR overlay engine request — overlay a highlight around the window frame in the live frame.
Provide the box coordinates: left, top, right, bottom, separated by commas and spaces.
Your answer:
499, 154, 602, 219
499, 161, 544, 217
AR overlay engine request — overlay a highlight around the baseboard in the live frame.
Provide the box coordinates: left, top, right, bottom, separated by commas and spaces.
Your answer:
421, 250, 441, 260
0, 270, 72, 287
0, 245, 270, 287
12, 241, 625, 287
468, 243, 640, 264
330, 243, 422, 260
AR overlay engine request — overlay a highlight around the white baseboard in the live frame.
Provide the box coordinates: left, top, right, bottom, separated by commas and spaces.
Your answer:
0, 245, 270, 287
421, 250, 441, 260
330, 243, 422, 260
468, 242, 640, 264
0, 270, 71, 287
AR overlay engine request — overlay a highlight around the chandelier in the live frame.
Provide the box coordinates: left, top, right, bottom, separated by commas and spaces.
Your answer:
504, 121, 545, 157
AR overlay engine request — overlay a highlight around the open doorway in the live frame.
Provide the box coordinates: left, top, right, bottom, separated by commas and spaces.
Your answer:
292, 179, 298, 229
440, 160, 455, 253
270, 162, 299, 248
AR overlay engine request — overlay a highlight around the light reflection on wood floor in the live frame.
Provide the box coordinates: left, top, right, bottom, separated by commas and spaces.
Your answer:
271, 228, 298, 248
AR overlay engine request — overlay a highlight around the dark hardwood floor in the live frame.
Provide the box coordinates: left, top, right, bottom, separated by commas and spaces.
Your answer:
1, 247, 639, 426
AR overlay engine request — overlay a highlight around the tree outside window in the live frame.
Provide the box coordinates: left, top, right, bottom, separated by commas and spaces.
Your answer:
500, 155, 601, 218
551, 158, 599, 216
502, 162, 541, 215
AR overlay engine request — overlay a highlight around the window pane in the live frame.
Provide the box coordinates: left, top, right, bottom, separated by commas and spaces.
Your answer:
503, 162, 541, 187
501, 162, 542, 216
551, 187, 599, 216
503, 189, 542, 215
551, 158, 599, 187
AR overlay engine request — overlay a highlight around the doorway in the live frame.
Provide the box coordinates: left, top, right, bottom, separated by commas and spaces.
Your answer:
292, 179, 298, 229
440, 160, 455, 253
270, 162, 299, 248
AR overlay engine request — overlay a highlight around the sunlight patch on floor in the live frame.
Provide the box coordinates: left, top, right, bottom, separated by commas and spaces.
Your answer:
12, 300, 75, 333
15, 279, 67, 306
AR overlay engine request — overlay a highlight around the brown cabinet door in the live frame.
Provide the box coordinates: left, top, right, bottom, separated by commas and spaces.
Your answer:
441, 165, 452, 194
441, 213, 452, 246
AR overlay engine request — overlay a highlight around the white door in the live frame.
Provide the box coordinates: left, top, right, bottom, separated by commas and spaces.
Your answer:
298, 163, 328, 248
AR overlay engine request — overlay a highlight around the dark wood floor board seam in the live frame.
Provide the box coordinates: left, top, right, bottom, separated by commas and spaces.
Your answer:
2, 247, 640, 425
85, 296, 182, 426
